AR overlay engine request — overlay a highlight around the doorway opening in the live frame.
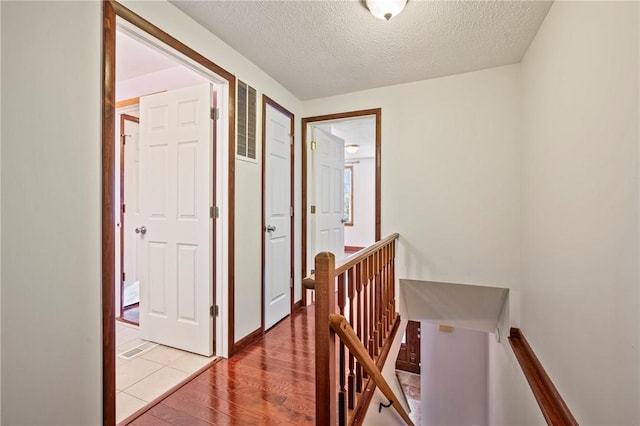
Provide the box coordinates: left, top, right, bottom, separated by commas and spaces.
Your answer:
103, 2, 236, 424
301, 109, 381, 304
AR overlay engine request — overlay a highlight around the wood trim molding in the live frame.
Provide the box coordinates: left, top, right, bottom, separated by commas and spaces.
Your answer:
344, 245, 365, 254
232, 327, 264, 355
509, 328, 578, 426
102, 2, 117, 424
301, 108, 382, 305
115, 97, 139, 109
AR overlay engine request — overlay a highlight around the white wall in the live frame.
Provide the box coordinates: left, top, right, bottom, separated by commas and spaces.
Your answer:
304, 64, 522, 306
1, 2, 102, 424
421, 323, 488, 426
344, 157, 375, 248
119, 1, 305, 345
520, 2, 639, 424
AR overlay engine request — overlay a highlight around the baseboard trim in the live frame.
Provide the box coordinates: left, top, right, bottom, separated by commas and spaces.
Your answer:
233, 326, 264, 355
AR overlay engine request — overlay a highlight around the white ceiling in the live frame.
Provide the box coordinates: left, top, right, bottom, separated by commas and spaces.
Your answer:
170, 0, 553, 100
116, 31, 179, 82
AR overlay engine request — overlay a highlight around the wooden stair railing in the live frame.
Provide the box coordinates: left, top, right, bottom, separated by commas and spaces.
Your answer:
509, 328, 578, 425
311, 233, 403, 425
329, 314, 415, 426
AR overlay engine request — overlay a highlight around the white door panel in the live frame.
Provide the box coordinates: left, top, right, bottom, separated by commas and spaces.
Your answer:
139, 83, 214, 356
264, 103, 292, 330
313, 127, 345, 262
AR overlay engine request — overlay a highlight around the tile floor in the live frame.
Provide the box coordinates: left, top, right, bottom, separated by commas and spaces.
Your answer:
116, 321, 216, 423
396, 370, 421, 425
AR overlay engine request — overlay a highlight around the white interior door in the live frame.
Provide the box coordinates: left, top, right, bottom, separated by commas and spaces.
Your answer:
122, 115, 141, 308
313, 127, 345, 261
138, 83, 214, 356
264, 103, 292, 330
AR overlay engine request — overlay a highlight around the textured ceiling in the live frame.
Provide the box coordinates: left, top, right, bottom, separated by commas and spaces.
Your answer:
171, 0, 553, 100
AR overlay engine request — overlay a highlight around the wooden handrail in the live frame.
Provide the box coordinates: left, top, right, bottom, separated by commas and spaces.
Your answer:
303, 233, 399, 290
334, 233, 400, 276
330, 314, 415, 426
509, 328, 578, 426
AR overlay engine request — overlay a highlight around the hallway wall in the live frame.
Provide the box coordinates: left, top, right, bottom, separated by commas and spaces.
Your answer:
1, 2, 102, 424
520, 1, 640, 423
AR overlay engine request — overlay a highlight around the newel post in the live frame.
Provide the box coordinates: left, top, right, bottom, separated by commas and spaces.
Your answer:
315, 251, 337, 425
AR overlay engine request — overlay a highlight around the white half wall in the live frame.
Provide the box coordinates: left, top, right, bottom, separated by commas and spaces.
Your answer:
1, 2, 102, 424
520, 1, 640, 424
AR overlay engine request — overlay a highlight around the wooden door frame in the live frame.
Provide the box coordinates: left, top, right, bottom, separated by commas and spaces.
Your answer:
301, 109, 381, 305
261, 96, 296, 333
103, 2, 236, 423
118, 113, 139, 324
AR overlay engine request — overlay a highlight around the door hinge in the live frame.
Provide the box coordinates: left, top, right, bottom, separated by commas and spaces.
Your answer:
210, 107, 220, 120
122, 272, 125, 282
210, 305, 219, 317
290, 277, 294, 288
210, 206, 219, 219
289, 134, 294, 145
290, 206, 294, 217
310, 205, 316, 214
121, 204, 126, 214
310, 141, 317, 151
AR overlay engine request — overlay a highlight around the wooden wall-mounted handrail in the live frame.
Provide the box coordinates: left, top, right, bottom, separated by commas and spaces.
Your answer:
509, 328, 578, 426
329, 314, 415, 426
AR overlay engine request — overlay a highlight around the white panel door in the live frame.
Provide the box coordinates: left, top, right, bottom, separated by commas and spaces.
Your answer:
313, 127, 345, 261
138, 83, 214, 356
264, 103, 292, 330
122, 115, 140, 307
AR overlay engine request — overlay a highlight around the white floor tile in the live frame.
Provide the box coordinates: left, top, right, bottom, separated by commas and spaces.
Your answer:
140, 345, 187, 366
116, 392, 148, 423
124, 367, 190, 402
169, 352, 216, 374
116, 358, 163, 390
117, 338, 146, 353
116, 326, 141, 347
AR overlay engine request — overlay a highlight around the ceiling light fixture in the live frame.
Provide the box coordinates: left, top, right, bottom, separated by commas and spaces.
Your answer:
365, 0, 407, 21
345, 144, 360, 154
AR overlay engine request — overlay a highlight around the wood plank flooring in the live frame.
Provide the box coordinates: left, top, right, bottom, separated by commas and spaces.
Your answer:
126, 306, 316, 425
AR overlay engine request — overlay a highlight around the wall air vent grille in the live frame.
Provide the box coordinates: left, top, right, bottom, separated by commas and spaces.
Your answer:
237, 80, 257, 160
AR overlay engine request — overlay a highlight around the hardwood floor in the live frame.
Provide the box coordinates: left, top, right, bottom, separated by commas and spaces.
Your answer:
126, 306, 315, 425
